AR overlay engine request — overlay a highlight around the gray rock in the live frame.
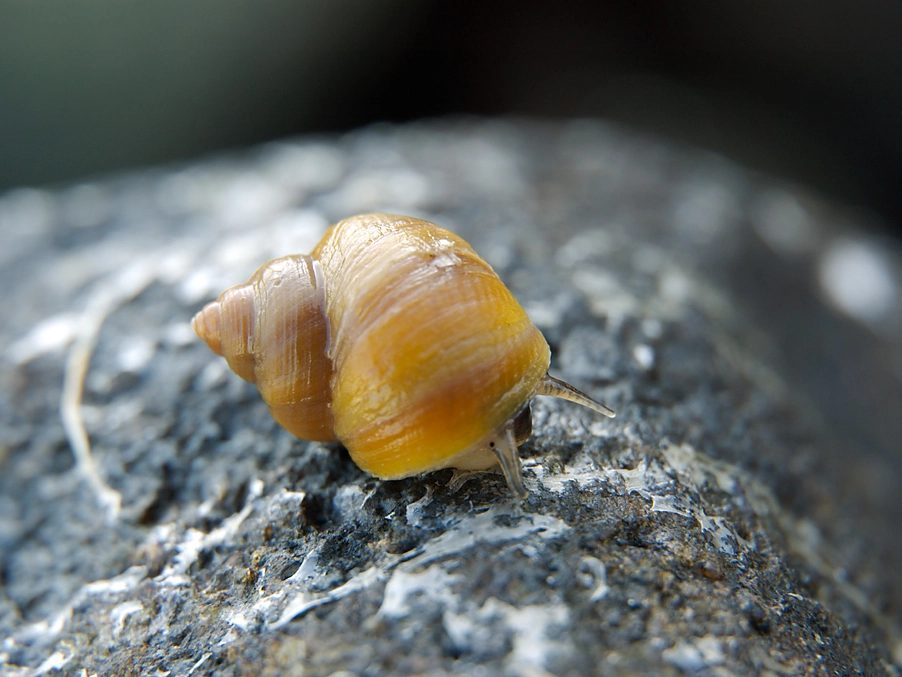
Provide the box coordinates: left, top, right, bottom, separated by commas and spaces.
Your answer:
1, 119, 900, 675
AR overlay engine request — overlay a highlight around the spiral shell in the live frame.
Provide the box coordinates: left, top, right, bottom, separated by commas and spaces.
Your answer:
192, 213, 613, 496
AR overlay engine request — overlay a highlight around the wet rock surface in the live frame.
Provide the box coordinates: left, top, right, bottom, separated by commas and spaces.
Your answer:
1, 119, 900, 675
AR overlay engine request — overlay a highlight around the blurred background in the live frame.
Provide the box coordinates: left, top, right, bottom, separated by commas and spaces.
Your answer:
2, 0, 902, 648
1, 0, 901, 231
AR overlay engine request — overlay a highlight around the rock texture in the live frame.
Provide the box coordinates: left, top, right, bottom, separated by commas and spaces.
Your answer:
1, 120, 900, 675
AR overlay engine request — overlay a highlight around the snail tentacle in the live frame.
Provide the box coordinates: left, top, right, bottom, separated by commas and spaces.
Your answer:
536, 373, 616, 418
487, 422, 527, 499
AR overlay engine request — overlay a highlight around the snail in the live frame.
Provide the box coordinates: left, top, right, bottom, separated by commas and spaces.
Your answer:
191, 213, 614, 497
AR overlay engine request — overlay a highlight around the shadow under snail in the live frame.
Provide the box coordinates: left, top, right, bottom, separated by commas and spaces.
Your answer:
191, 213, 614, 497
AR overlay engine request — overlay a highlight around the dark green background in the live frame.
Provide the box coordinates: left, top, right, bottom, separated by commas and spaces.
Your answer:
2, 1, 901, 226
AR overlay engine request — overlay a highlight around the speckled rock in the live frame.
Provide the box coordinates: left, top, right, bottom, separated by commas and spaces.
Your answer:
1, 120, 900, 676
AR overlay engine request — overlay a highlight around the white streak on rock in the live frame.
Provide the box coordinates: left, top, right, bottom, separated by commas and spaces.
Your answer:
399, 509, 570, 571
378, 566, 460, 619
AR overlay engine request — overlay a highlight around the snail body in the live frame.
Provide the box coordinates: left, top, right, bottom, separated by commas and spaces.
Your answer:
192, 213, 613, 497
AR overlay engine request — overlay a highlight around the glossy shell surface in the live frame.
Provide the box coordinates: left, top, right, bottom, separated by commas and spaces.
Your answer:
315, 214, 551, 478
193, 213, 551, 480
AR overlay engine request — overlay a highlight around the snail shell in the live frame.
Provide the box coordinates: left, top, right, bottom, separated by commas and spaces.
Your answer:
192, 213, 613, 497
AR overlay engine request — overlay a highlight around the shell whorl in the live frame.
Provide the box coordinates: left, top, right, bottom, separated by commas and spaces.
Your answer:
192, 254, 335, 442
313, 213, 551, 478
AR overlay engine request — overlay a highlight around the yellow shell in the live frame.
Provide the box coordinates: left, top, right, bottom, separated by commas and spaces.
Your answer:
192, 213, 614, 496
